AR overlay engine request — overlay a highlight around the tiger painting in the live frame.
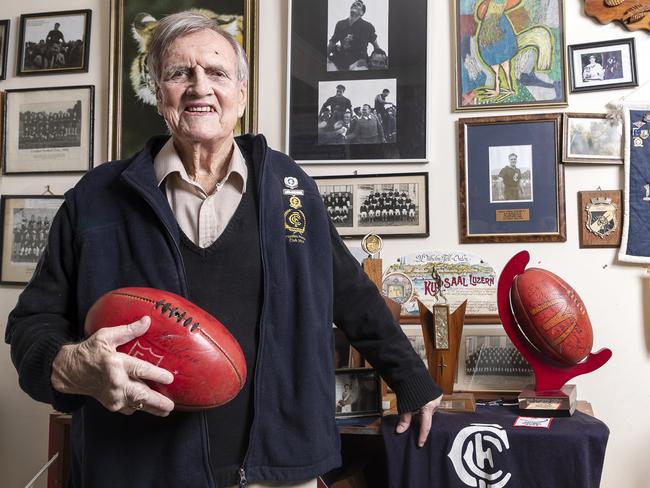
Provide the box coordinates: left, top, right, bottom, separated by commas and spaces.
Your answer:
129, 8, 244, 106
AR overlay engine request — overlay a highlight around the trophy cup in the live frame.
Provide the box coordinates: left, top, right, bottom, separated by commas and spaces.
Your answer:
497, 251, 612, 415
417, 267, 475, 412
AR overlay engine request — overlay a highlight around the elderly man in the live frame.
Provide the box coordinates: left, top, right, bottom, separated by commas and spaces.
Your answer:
5, 11, 441, 488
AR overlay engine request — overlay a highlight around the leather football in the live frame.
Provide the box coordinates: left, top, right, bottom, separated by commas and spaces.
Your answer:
84, 287, 246, 411
510, 268, 593, 365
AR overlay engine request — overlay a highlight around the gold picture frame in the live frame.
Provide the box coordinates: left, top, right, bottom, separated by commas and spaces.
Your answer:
108, 0, 258, 160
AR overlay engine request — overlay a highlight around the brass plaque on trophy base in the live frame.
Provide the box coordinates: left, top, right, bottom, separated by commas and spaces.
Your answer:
518, 384, 577, 416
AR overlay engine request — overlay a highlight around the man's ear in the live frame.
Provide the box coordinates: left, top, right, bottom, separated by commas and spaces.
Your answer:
237, 80, 248, 118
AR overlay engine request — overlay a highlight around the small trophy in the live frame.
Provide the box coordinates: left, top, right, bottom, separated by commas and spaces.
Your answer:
361, 233, 383, 290
417, 267, 475, 412
497, 251, 612, 416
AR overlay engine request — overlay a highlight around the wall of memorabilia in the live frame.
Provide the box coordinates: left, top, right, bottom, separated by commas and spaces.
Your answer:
0, 0, 649, 487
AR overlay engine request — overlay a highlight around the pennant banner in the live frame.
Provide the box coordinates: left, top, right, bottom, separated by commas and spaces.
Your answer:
619, 104, 650, 263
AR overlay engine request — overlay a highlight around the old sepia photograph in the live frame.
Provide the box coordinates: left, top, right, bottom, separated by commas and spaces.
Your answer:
327, 0, 389, 71
489, 145, 533, 203
335, 368, 381, 418
317, 79, 397, 146
17, 10, 91, 75
563, 113, 623, 164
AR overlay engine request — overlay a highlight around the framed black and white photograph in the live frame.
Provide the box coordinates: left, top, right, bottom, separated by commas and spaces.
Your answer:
0, 20, 9, 80
317, 79, 397, 145
568, 38, 637, 93
454, 324, 534, 395
326, 0, 388, 72
459, 113, 566, 243
0, 195, 64, 285
17, 10, 91, 76
287, 0, 427, 163
401, 324, 428, 369
3, 86, 94, 175
335, 368, 382, 419
314, 172, 428, 238
562, 113, 623, 164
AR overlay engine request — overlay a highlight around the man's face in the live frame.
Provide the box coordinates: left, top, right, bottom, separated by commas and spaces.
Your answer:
589, 56, 596, 63
343, 113, 351, 124
361, 105, 370, 116
350, 6, 363, 20
509, 155, 517, 167
336, 87, 344, 95
156, 29, 247, 146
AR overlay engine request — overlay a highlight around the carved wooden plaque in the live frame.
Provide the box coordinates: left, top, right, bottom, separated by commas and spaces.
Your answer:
583, 0, 650, 32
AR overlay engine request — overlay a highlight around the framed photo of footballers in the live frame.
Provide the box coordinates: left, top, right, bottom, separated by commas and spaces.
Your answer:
287, 0, 428, 163
0, 195, 64, 285
108, 0, 259, 160
314, 172, 429, 238
452, 0, 567, 111
458, 113, 566, 243
335, 368, 382, 419
2, 86, 95, 175
0, 20, 9, 80
562, 113, 623, 164
568, 38, 637, 93
16, 10, 92, 76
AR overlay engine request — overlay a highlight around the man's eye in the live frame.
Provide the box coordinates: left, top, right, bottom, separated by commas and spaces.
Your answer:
168, 69, 189, 80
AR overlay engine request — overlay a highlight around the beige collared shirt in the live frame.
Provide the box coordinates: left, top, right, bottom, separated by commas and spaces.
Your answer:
154, 138, 247, 248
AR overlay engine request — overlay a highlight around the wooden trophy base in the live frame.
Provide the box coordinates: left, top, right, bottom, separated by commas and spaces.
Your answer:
518, 384, 577, 416
438, 392, 476, 413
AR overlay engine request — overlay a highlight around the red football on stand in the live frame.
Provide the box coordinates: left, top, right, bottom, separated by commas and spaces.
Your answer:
510, 268, 593, 366
84, 287, 246, 411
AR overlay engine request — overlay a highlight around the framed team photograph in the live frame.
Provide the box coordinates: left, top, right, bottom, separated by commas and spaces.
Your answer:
335, 368, 382, 419
562, 113, 623, 164
568, 38, 637, 93
17, 10, 91, 76
108, 0, 258, 160
0, 20, 9, 80
314, 172, 429, 238
458, 113, 566, 243
287, 0, 428, 163
453, 0, 567, 111
3, 86, 94, 175
454, 324, 534, 396
0, 195, 64, 285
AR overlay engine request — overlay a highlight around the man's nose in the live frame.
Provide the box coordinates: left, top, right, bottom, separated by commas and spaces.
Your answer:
190, 69, 211, 96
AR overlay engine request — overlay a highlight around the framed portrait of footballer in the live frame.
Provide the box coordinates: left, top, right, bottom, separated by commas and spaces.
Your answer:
2, 86, 94, 175
568, 38, 637, 93
458, 113, 566, 243
562, 113, 623, 165
452, 0, 567, 111
334, 368, 382, 419
16, 10, 92, 76
314, 172, 429, 238
286, 0, 428, 163
0, 20, 9, 80
108, 0, 258, 160
0, 195, 64, 285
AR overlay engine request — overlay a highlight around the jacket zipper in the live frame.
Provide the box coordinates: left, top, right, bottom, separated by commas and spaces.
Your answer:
238, 137, 269, 485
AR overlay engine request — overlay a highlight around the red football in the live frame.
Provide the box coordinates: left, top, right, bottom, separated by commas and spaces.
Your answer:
510, 268, 593, 365
84, 287, 246, 411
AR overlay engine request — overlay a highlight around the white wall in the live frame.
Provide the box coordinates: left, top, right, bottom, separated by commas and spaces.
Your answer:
0, 1, 649, 487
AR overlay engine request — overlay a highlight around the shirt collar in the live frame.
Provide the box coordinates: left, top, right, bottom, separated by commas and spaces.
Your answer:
153, 138, 247, 193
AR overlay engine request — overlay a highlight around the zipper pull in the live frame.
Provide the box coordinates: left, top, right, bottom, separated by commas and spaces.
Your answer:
239, 467, 248, 488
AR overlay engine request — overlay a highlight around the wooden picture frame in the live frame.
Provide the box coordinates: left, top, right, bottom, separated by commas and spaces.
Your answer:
0, 195, 64, 285
452, 0, 567, 111
578, 190, 622, 248
453, 324, 534, 397
3, 86, 94, 175
108, 0, 258, 160
563, 113, 623, 165
17, 9, 91, 76
568, 37, 637, 93
458, 113, 566, 243
314, 172, 429, 238
0, 20, 9, 80
286, 0, 428, 163
335, 368, 382, 419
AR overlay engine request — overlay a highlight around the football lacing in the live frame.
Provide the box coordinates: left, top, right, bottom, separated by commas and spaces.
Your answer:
154, 299, 200, 331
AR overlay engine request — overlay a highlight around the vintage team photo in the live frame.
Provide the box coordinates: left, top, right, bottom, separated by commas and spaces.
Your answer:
315, 172, 429, 238
17, 9, 91, 75
335, 368, 381, 418
0, 196, 64, 284
3, 86, 94, 174
327, 0, 389, 71
317, 79, 397, 146
488, 145, 533, 203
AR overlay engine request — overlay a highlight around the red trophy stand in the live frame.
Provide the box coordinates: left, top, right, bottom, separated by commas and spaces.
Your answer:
497, 251, 612, 415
